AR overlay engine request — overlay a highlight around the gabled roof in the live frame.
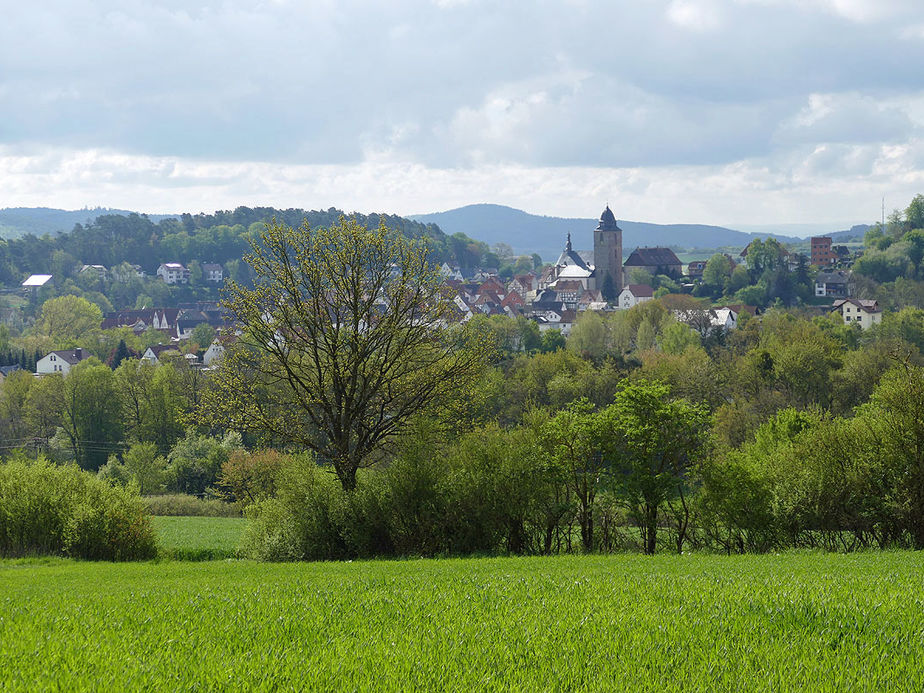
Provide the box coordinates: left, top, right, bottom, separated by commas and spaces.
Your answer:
832, 298, 880, 313
622, 284, 654, 298
816, 270, 849, 284
46, 348, 91, 365
624, 247, 682, 268
202, 263, 223, 272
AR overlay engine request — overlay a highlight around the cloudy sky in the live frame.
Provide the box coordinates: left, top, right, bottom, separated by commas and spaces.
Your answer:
2, 0, 924, 228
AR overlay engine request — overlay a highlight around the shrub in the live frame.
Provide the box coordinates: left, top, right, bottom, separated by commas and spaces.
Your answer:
166, 431, 241, 496
0, 459, 157, 560
218, 449, 284, 508
240, 455, 391, 561
144, 494, 241, 517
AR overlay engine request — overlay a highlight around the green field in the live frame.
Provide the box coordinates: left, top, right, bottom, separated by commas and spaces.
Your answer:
2, 552, 924, 691
152, 515, 246, 560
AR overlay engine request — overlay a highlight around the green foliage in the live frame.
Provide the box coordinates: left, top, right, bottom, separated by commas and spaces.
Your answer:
202, 216, 490, 491
0, 458, 156, 560
166, 431, 239, 496
600, 380, 710, 554
218, 449, 284, 507
100, 442, 168, 495
58, 359, 124, 471
143, 493, 241, 517
34, 295, 102, 347
702, 253, 733, 288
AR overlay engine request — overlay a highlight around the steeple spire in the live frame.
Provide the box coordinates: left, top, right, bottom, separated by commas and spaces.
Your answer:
566, 233, 572, 252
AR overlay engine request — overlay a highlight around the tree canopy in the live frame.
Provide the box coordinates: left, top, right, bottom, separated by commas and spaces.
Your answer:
200, 216, 490, 490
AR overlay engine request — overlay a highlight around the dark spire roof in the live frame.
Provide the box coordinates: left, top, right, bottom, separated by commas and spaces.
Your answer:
596, 205, 620, 232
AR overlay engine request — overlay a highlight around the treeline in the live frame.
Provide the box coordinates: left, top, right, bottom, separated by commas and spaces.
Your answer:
6, 298, 924, 556
0, 206, 516, 290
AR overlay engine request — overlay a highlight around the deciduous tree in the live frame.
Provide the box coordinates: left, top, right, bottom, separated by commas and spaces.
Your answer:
201, 217, 489, 491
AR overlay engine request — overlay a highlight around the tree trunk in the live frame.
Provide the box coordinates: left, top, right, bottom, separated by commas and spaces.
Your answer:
644, 505, 658, 555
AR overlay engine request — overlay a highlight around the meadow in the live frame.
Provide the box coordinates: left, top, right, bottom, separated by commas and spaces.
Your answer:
151, 515, 246, 560
2, 551, 924, 691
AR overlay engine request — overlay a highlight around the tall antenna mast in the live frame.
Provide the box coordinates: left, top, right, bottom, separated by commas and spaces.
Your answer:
882, 196, 885, 228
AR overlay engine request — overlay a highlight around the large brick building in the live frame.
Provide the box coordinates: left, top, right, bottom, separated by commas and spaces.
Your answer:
811, 236, 834, 267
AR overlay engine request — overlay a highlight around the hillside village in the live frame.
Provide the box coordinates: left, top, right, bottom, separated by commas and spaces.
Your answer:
0, 203, 886, 378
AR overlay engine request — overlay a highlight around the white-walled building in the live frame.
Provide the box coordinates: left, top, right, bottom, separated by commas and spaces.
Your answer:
157, 263, 190, 284
203, 340, 225, 366
832, 298, 882, 329
618, 284, 654, 309
36, 348, 90, 375
202, 263, 224, 282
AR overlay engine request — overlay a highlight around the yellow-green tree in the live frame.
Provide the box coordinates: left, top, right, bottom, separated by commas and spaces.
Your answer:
201, 217, 489, 491
35, 295, 102, 348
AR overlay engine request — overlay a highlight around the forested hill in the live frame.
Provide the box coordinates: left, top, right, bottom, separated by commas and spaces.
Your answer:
0, 207, 449, 285
0, 207, 178, 239
410, 204, 805, 259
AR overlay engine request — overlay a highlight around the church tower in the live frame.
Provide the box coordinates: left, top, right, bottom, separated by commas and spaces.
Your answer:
594, 205, 623, 301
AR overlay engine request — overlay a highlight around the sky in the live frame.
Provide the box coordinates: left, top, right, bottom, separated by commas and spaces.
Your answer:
2, 0, 924, 229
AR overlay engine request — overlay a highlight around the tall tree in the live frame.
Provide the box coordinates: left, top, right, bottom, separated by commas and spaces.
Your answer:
35, 295, 102, 348
59, 359, 123, 470
200, 217, 489, 491
601, 380, 709, 554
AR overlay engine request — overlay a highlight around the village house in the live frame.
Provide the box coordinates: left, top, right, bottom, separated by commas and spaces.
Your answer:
202, 263, 224, 282
832, 298, 882, 329
35, 348, 91, 375
811, 236, 835, 267
815, 270, 850, 298
686, 260, 707, 279
157, 263, 190, 284
618, 284, 654, 309
534, 309, 577, 336
79, 264, 108, 280
141, 345, 182, 364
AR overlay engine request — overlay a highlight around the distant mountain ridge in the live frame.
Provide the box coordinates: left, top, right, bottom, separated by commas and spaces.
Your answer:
410, 204, 866, 260
0, 207, 179, 239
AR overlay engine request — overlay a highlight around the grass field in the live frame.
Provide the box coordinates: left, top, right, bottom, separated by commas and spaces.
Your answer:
151, 515, 247, 560
2, 552, 924, 691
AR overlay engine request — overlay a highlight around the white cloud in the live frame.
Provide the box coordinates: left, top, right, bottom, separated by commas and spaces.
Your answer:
2, 1, 924, 225
666, 0, 723, 31
0, 144, 918, 227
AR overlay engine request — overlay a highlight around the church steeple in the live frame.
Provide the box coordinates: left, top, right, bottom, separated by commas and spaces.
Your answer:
593, 204, 623, 300
565, 233, 572, 253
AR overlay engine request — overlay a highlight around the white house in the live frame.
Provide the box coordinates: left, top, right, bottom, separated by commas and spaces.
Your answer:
618, 284, 654, 309
36, 348, 90, 375
142, 345, 182, 364
832, 298, 882, 329
157, 263, 189, 284
535, 309, 577, 336
79, 264, 108, 279
202, 263, 224, 282
203, 340, 226, 366
711, 307, 738, 331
